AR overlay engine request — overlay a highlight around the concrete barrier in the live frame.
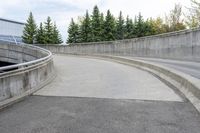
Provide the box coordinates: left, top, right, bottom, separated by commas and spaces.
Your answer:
39, 27, 200, 62
0, 43, 55, 109
0, 43, 47, 64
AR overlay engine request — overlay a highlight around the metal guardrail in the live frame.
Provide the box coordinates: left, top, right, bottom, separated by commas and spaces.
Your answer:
0, 36, 22, 45
0, 38, 17, 44
0, 43, 52, 72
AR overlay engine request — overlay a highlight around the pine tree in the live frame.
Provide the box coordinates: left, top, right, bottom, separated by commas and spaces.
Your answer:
144, 19, 156, 36
124, 16, 134, 39
116, 11, 125, 40
44, 16, 54, 44
36, 23, 46, 44
67, 18, 80, 43
22, 12, 37, 44
91, 5, 101, 42
104, 10, 116, 41
135, 13, 146, 37
100, 13, 105, 41
52, 23, 63, 44
80, 10, 92, 42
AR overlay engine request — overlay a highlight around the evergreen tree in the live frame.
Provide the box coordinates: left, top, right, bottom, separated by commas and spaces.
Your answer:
67, 5, 188, 43
116, 11, 125, 40
67, 18, 80, 43
135, 13, 146, 37
44, 16, 54, 44
91, 5, 101, 42
80, 10, 92, 42
22, 12, 37, 44
52, 23, 63, 44
100, 13, 105, 41
104, 10, 116, 41
144, 19, 155, 36
36, 23, 46, 44
124, 16, 135, 39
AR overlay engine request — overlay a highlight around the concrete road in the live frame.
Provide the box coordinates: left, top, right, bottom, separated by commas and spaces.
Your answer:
0, 55, 200, 133
35, 55, 182, 101
127, 57, 200, 79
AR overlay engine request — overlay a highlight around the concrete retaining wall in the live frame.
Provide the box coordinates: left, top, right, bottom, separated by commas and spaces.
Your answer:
0, 43, 55, 106
0, 43, 47, 64
40, 28, 200, 62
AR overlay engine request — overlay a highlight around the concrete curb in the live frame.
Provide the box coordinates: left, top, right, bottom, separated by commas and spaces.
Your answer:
63, 54, 200, 113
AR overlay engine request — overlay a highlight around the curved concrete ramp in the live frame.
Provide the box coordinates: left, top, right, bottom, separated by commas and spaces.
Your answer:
1, 55, 200, 133
35, 55, 182, 102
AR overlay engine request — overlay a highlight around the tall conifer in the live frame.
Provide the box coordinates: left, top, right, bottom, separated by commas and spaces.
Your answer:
91, 5, 101, 42
116, 11, 125, 40
80, 10, 92, 42
44, 16, 54, 44
22, 12, 37, 44
52, 23, 63, 44
104, 10, 116, 41
67, 19, 79, 43
36, 22, 45, 44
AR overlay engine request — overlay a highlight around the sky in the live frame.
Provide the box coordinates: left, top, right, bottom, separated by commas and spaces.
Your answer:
0, 0, 191, 42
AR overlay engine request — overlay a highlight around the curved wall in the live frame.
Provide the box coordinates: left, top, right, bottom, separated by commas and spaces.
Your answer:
0, 43, 47, 64
0, 43, 55, 104
40, 28, 200, 62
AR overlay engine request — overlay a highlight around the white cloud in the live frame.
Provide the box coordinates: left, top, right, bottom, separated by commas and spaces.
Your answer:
59, 0, 101, 8
99, 0, 191, 18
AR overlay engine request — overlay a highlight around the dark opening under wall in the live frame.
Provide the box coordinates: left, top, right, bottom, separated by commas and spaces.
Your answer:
0, 61, 16, 72
0, 61, 15, 67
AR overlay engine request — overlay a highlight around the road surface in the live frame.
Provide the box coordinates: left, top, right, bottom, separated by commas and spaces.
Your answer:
0, 55, 200, 133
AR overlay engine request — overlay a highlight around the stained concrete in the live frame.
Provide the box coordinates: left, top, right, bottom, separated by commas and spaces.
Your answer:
35, 55, 182, 102
0, 96, 200, 133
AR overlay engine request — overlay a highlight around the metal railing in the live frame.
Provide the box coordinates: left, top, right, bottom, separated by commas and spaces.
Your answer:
0, 35, 23, 45
0, 38, 17, 44
0, 42, 52, 72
